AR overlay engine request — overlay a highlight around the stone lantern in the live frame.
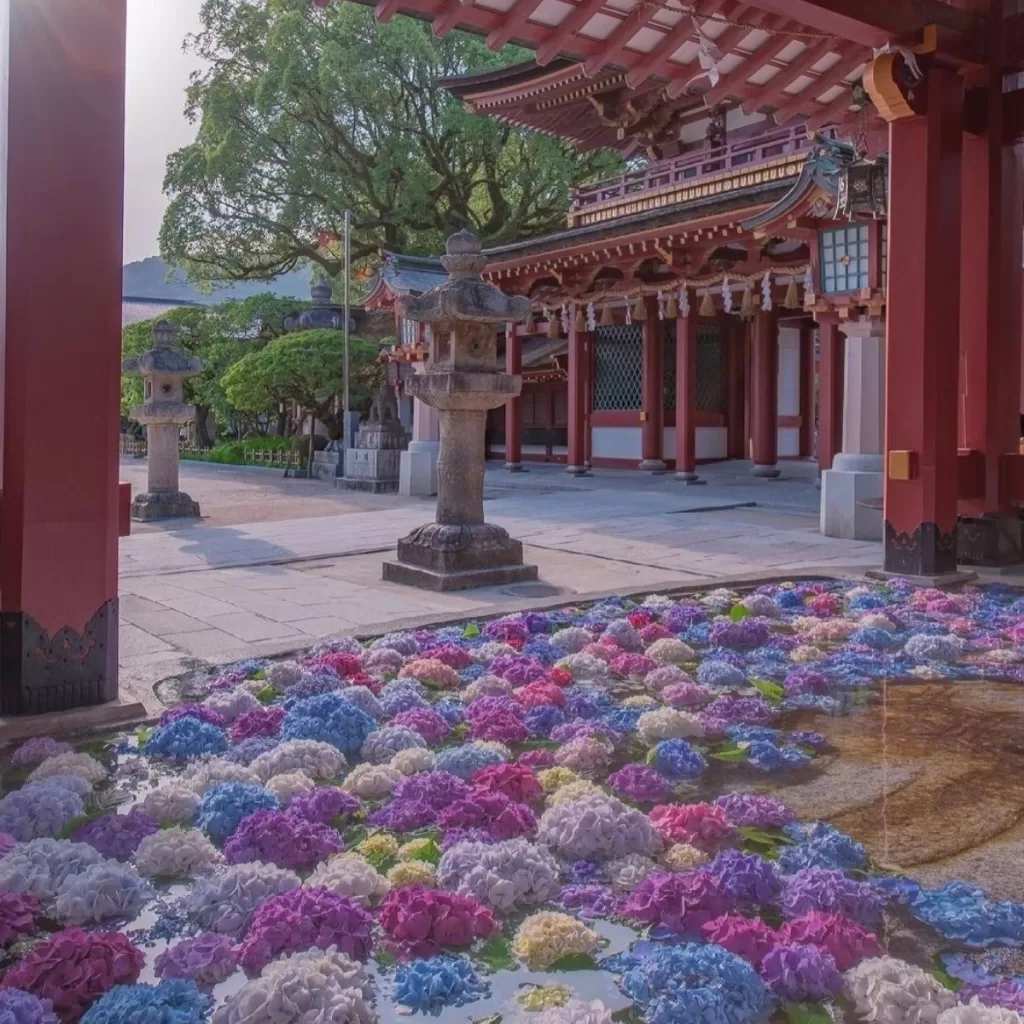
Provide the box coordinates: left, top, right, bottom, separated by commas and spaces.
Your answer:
122, 320, 202, 521
382, 230, 538, 590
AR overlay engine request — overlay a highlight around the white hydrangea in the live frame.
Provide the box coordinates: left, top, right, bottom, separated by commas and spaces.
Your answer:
470, 642, 517, 664
605, 854, 657, 892
464, 675, 513, 700
389, 747, 434, 775
636, 707, 703, 745
250, 740, 346, 783
213, 946, 374, 1024
644, 638, 696, 665
551, 627, 593, 654
981, 648, 1022, 664
186, 861, 301, 936
903, 633, 963, 661
265, 661, 304, 689
51, 860, 153, 925
341, 763, 402, 799
134, 827, 220, 879
538, 794, 660, 862
306, 854, 390, 908
183, 758, 259, 794
360, 727, 426, 765
858, 612, 896, 632
555, 653, 610, 683
0, 839, 104, 900
641, 594, 675, 611
265, 771, 316, 807
142, 783, 201, 826
438, 838, 561, 912
203, 687, 261, 723
702, 588, 740, 612
844, 957, 957, 1024
937, 1001, 1024, 1024
28, 752, 107, 787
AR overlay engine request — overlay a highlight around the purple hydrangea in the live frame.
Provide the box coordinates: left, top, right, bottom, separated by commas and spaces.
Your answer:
608, 763, 672, 803
286, 786, 360, 826
154, 932, 238, 988
623, 869, 732, 935
230, 707, 285, 743
779, 869, 884, 926
558, 884, 620, 919
706, 850, 782, 905
223, 810, 343, 870
72, 810, 158, 861
11, 738, 74, 767
158, 704, 227, 730
713, 793, 794, 829
391, 707, 450, 746
759, 942, 843, 1002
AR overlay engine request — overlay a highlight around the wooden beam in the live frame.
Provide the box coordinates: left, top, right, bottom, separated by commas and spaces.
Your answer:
374, 0, 406, 22
664, 7, 771, 99
741, 37, 844, 112
700, 22, 793, 106
487, 0, 545, 51
770, 51, 866, 122
738, 0, 975, 49
536, 0, 608, 66
800, 90, 854, 131
583, 3, 658, 76
432, 0, 471, 37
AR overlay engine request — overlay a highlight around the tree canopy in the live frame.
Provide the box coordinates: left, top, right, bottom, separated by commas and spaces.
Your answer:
160, 0, 621, 283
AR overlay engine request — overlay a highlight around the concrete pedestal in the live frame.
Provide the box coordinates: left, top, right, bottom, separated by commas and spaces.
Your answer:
820, 453, 883, 540
131, 490, 200, 521
750, 464, 781, 478
400, 440, 439, 497
340, 448, 402, 493
312, 450, 343, 481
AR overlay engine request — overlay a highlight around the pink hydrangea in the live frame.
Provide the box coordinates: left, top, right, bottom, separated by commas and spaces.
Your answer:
807, 593, 842, 617
777, 911, 881, 971
378, 885, 498, 957
610, 653, 658, 677
437, 791, 537, 840
392, 708, 450, 746
230, 707, 285, 743
581, 643, 616, 664
399, 659, 460, 689
471, 763, 543, 805
315, 652, 363, 678
639, 623, 673, 643
662, 682, 710, 707
420, 644, 472, 670
702, 914, 778, 968
649, 803, 735, 852
518, 749, 556, 768
0, 890, 39, 946
468, 710, 529, 744
237, 887, 373, 973
1, 928, 144, 1020
514, 682, 566, 709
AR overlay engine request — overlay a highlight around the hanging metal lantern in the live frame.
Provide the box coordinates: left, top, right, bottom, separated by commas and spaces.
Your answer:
836, 157, 887, 219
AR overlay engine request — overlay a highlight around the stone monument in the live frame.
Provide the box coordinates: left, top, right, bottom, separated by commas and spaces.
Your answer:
382, 230, 538, 591
122, 320, 202, 521
339, 384, 408, 493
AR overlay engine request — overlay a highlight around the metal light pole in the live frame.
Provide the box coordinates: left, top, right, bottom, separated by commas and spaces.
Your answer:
343, 210, 351, 439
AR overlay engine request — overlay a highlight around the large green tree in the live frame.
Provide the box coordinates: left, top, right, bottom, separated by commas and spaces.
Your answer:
160, 0, 621, 283
221, 329, 382, 439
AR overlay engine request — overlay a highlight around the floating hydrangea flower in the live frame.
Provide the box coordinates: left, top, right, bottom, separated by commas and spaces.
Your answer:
343, 763, 403, 799
183, 757, 260, 793
662, 843, 709, 872
0, 989, 58, 1024
307, 853, 390, 908
617, 942, 774, 1024
282, 694, 377, 758
844, 956, 957, 1023
387, 860, 437, 888
0, 784, 84, 842
212, 946, 374, 1024
143, 718, 229, 761
27, 752, 107, 787
160, 703, 228, 730
142, 783, 200, 827
780, 869, 883, 926
394, 955, 488, 1013
904, 633, 963, 661
697, 660, 747, 688
224, 810, 343, 870
645, 637, 696, 666
513, 911, 600, 969
534, 998, 614, 1024
706, 850, 781, 905
79, 980, 212, 1024
389, 746, 435, 775
155, 933, 238, 989
438, 838, 560, 912
360, 726, 427, 764
72, 810, 158, 861
778, 911, 881, 971
539, 794, 659, 862
379, 885, 497, 956
265, 771, 316, 807
287, 786, 360, 826
433, 743, 505, 780
250, 740, 346, 783
760, 942, 842, 1002
605, 853, 657, 893
623, 869, 731, 934
649, 802, 734, 852
0, 890, 39, 946
702, 915, 778, 968
0, 839, 104, 900
714, 793, 794, 829
553, 736, 614, 774
265, 661, 304, 689
133, 827, 220, 879
780, 821, 866, 873
185, 861, 300, 937
51, 861, 152, 925
636, 707, 704, 746
237, 887, 374, 973
1, 928, 144, 1021
195, 782, 280, 842
608, 763, 672, 803
648, 738, 707, 781
230, 706, 285, 743
10, 737, 73, 767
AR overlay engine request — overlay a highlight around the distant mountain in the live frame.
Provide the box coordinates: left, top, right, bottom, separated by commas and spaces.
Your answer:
123, 257, 313, 304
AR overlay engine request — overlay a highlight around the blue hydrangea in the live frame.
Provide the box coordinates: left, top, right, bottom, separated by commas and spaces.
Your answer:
697, 661, 746, 688
601, 707, 643, 733
910, 882, 1024, 947
227, 658, 268, 676
563, 694, 600, 719
280, 693, 376, 757
378, 680, 429, 716
432, 744, 504, 780
616, 942, 774, 1024
744, 741, 811, 773
224, 737, 279, 764
789, 731, 828, 750
144, 718, 229, 761
284, 672, 342, 701
849, 594, 886, 611
649, 739, 707, 780
460, 664, 486, 683
394, 956, 488, 1013
779, 822, 866, 873
726, 726, 782, 745
680, 624, 713, 644
522, 638, 560, 665
0, 783, 85, 841
871, 875, 921, 904
524, 704, 566, 738
433, 700, 465, 726
775, 591, 806, 610
195, 782, 279, 842
80, 980, 212, 1024
0, 988, 58, 1024
849, 627, 897, 648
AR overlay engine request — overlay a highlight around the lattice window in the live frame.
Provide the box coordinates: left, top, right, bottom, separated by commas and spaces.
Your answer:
554, 390, 568, 428
594, 324, 642, 410
821, 224, 870, 294
521, 392, 536, 428
880, 222, 888, 288
696, 323, 726, 412
662, 320, 676, 410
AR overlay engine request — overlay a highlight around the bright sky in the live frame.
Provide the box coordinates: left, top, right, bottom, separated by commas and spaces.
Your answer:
124, 0, 205, 264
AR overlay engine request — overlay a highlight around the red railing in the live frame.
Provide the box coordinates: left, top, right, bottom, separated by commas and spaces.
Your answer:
571, 125, 821, 213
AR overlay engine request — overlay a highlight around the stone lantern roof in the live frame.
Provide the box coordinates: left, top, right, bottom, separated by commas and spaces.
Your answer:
122, 320, 202, 378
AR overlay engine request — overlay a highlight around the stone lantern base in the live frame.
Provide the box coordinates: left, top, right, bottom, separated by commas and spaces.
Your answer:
383, 522, 538, 591
131, 490, 201, 522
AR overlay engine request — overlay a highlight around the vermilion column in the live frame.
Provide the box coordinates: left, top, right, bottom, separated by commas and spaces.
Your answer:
566, 308, 587, 474
674, 301, 702, 483
817, 316, 844, 475
0, 0, 126, 713
640, 296, 666, 471
799, 320, 814, 457
884, 66, 963, 575
504, 321, 524, 471
750, 307, 780, 477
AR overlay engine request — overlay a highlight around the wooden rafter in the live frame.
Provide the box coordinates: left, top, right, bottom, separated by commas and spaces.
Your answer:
803, 90, 855, 131
770, 50, 866, 122
583, 3, 659, 76
699, 22, 795, 106
487, 0, 545, 52
536, 0, 608, 66
741, 37, 845, 112
432, 0, 471, 38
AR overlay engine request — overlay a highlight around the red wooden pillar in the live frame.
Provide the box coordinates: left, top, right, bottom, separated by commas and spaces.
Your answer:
799, 319, 814, 458
884, 66, 963, 575
674, 298, 702, 483
817, 316, 844, 475
726, 317, 746, 459
583, 330, 593, 470
750, 306, 780, 476
504, 321, 524, 471
640, 296, 666, 471
0, 0, 126, 713
566, 308, 588, 474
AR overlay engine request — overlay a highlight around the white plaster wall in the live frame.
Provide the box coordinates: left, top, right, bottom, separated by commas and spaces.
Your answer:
591, 426, 642, 460
778, 427, 801, 457
662, 427, 675, 460
777, 326, 801, 416
696, 427, 728, 460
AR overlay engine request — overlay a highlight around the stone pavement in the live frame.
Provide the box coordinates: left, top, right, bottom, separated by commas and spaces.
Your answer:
117, 457, 881, 714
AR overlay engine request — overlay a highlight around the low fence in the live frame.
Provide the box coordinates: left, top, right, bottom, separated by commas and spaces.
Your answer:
243, 448, 302, 469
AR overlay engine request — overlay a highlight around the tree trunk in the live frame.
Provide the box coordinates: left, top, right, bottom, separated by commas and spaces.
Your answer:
195, 405, 214, 448
276, 407, 287, 437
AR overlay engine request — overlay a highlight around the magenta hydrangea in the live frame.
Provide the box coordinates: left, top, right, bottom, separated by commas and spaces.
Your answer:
701, 914, 778, 968
158, 704, 227, 729
623, 869, 732, 935
223, 810, 343, 870
230, 707, 285, 743
777, 911, 881, 971
286, 786, 360, 826
391, 707, 450, 746
607, 763, 672, 803
237, 887, 373, 973
0, 890, 40, 946
154, 933, 238, 988
471, 763, 543, 805
518, 749, 556, 768
437, 791, 536, 840
71, 810, 158, 861
378, 885, 498, 957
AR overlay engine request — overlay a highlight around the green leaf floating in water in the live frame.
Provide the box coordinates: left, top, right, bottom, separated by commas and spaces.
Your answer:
475, 936, 517, 973
547, 953, 599, 972
256, 684, 279, 704
783, 1004, 834, 1024
136, 726, 154, 747
729, 603, 751, 622
472, 1015, 502, 1024
750, 678, 785, 704
710, 742, 748, 763
611, 1009, 642, 1023
463, 623, 481, 639
930, 961, 964, 992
